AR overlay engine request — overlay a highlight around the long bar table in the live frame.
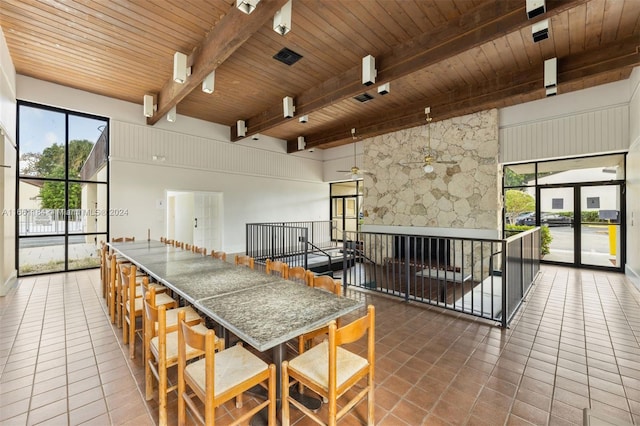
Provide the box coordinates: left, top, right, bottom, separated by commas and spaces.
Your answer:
109, 240, 364, 414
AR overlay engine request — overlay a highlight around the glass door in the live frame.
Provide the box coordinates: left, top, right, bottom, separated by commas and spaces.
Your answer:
331, 197, 359, 240
330, 181, 362, 241
539, 186, 575, 264
331, 197, 344, 241
540, 183, 623, 270
579, 184, 622, 268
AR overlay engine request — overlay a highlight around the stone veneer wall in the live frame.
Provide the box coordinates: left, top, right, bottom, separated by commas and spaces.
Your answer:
363, 108, 501, 230
362, 109, 501, 277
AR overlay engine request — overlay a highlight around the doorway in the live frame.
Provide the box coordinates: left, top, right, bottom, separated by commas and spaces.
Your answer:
166, 191, 223, 251
504, 153, 626, 272
539, 183, 623, 270
330, 181, 363, 241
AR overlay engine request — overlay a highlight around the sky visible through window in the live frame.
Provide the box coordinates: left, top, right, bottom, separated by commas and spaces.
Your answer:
19, 105, 105, 153
19, 104, 106, 172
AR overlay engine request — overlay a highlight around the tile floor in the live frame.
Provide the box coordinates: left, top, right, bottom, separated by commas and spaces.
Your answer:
1, 265, 640, 425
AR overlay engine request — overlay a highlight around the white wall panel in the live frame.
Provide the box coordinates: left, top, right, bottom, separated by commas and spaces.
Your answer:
626, 67, 640, 288
0, 27, 16, 144
0, 133, 16, 295
500, 105, 629, 163
111, 120, 322, 181
0, 28, 16, 294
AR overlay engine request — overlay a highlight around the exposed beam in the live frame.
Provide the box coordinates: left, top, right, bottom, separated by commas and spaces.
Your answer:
147, 0, 289, 125
238, 0, 588, 141
287, 36, 640, 152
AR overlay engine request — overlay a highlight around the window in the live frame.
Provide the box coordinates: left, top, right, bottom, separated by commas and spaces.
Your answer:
552, 198, 564, 209
587, 197, 600, 208
17, 101, 109, 275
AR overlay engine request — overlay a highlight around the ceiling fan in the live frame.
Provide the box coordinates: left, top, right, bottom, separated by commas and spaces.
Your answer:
399, 107, 456, 173
337, 128, 370, 180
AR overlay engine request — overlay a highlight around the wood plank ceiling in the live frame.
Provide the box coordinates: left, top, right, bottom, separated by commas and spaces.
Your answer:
1, 0, 639, 152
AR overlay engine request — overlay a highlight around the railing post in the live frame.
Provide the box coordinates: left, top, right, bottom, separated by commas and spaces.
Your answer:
520, 236, 525, 300
404, 236, 410, 302
278, 224, 291, 258
342, 235, 348, 293
303, 229, 308, 270
245, 224, 249, 256
501, 240, 508, 328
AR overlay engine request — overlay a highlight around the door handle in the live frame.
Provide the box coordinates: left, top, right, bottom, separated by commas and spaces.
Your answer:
194, 218, 198, 228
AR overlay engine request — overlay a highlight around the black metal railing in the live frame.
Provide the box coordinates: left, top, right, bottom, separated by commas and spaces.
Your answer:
246, 221, 540, 327
340, 228, 541, 327
246, 221, 338, 271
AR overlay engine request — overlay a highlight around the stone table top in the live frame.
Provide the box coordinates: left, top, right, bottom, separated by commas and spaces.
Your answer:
108, 240, 363, 352
196, 279, 363, 351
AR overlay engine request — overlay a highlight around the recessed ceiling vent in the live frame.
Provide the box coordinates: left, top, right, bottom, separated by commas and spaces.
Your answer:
273, 48, 303, 66
354, 93, 374, 103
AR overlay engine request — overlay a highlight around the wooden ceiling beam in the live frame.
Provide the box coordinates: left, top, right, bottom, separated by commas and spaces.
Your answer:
239, 0, 588, 141
147, 0, 289, 126
287, 36, 640, 152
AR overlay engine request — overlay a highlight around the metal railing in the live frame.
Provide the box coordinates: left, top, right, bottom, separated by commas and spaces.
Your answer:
340, 228, 540, 327
246, 221, 338, 271
503, 227, 540, 323
245, 221, 540, 327
18, 209, 85, 235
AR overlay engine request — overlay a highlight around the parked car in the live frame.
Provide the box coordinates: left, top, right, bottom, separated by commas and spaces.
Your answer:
515, 212, 535, 226
542, 213, 573, 226
515, 212, 573, 227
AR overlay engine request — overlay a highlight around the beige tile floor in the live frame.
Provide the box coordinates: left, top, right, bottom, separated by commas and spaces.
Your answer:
1, 265, 640, 425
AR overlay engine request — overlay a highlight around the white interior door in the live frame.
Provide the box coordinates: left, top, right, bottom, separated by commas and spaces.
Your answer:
193, 192, 222, 251
174, 192, 195, 245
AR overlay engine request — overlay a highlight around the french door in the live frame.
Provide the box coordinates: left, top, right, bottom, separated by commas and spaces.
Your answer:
539, 183, 624, 270
331, 196, 360, 241
330, 181, 363, 241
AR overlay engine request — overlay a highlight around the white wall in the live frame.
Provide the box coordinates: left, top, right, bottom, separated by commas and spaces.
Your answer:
626, 67, 640, 288
0, 27, 16, 295
322, 142, 365, 183
111, 161, 328, 253
500, 79, 631, 164
0, 28, 16, 138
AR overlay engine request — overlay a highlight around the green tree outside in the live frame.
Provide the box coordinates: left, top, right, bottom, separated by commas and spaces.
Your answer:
504, 189, 535, 224
23, 140, 94, 209
504, 168, 531, 187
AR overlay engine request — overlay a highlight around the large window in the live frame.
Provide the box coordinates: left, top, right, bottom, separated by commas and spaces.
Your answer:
17, 101, 109, 275
504, 154, 625, 271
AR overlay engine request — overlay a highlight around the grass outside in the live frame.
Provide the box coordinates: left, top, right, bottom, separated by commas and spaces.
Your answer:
19, 257, 100, 275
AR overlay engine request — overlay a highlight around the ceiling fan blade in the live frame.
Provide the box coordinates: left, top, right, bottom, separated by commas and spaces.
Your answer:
436, 160, 457, 164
